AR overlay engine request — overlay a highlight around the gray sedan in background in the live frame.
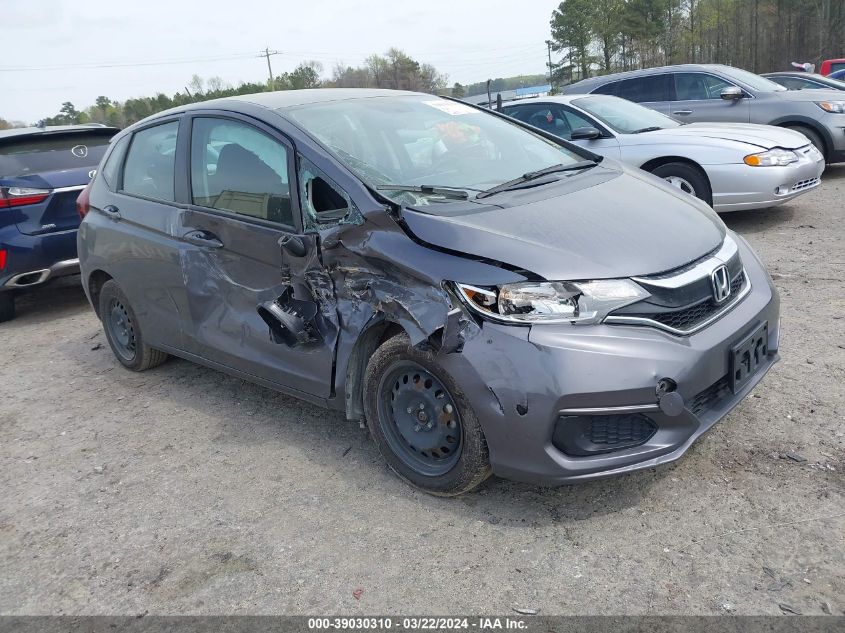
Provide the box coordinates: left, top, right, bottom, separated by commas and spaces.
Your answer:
563, 64, 845, 162
503, 94, 825, 212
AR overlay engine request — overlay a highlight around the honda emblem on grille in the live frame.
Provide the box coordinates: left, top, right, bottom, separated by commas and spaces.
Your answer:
711, 265, 731, 303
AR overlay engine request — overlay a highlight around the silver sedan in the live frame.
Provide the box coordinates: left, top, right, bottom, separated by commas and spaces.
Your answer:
503, 94, 825, 212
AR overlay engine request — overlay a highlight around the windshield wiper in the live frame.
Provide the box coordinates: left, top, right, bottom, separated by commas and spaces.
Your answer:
375, 184, 479, 200
630, 126, 663, 134
476, 160, 597, 199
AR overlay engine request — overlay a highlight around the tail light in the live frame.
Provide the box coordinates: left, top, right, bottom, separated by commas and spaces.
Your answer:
0, 249, 6, 271
0, 186, 51, 208
76, 182, 92, 219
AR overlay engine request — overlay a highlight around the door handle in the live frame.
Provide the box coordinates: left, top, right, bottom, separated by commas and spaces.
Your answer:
183, 230, 223, 248
673, 110, 693, 116
102, 204, 121, 220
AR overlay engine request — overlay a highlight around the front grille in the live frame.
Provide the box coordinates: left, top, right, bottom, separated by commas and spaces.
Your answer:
690, 375, 731, 416
792, 177, 819, 192
627, 271, 745, 332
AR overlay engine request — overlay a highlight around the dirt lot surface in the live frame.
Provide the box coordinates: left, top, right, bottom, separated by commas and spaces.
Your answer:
1, 167, 844, 616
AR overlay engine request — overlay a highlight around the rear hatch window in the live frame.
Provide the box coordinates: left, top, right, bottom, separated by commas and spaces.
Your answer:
0, 131, 113, 178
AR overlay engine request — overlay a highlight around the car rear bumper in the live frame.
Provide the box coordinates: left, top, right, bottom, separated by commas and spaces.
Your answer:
438, 235, 780, 485
707, 154, 825, 212
0, 227, 79, 291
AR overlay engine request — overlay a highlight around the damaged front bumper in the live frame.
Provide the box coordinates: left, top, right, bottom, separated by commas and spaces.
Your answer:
437, 238, 780, 486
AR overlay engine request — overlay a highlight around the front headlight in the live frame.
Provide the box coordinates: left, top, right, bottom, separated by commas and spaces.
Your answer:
816, 101, 845, 114
454, 279, 649, 324
743, 148, 799, 166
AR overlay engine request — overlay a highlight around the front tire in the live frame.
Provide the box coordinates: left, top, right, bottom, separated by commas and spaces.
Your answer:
650, 162, 713, 207
0, 292, 15, 323
785, 125, 826, 160
98, 280, 168, 371
363, 334, 491, 496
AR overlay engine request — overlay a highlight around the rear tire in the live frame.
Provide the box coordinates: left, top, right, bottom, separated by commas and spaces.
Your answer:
98, 280, 168, 371
784, 125, 826, 160
0, 292, 15, 323
650, 162, 713, 207
363, 333, 491, 496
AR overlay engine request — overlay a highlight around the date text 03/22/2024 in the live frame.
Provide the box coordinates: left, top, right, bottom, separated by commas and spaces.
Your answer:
307, 617, 530, 630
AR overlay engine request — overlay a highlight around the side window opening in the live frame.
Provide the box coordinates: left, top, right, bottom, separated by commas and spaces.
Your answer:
190, 117, 293, 226
121, 121, 179, 202
298, 155, 362, 229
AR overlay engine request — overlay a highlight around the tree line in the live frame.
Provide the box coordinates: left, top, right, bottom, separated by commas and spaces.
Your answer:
550, 0, 845, 83
21, 48, 450, 128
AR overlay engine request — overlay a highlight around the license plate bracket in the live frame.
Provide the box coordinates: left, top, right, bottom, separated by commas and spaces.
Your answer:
730, 321, 768, 393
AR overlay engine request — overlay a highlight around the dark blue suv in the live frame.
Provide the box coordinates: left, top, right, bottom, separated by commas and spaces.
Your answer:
0, 124, 117, 322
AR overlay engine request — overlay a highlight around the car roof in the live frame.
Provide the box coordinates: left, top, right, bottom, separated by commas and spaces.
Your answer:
761, 71, 828, 78
125, 88, 432, 131
0, 123, 119, 141
564, 64, 734, 92
499, 94, 594, 107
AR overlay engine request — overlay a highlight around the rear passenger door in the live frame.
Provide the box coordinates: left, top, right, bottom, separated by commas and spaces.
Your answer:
594, 74, 673, 115
178, 112, 338, 398
99, 118, 189, 351
670, 72, 750, 122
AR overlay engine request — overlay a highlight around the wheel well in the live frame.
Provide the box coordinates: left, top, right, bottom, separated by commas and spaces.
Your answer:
776, 122, 828, 157
87, 270, 113, 318
639, 156, 712, 202
343, 319, 406, 424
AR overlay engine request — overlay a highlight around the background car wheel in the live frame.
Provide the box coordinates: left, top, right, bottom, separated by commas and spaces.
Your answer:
0, 292, 15, 323
98, 280, 168, 371
650, 162, 713, 207
363, 333, 491, 496
785, 125, 826, 160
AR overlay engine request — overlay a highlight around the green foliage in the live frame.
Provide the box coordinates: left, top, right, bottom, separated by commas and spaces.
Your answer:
464, 74, 550, 97
451, 82, 466, 98
548, 0, 845, 82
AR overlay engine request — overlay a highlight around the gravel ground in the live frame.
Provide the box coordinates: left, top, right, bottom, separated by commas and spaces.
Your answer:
1, 166, 843, 616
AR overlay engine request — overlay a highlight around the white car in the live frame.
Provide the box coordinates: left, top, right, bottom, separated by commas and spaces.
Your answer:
503, 94, 825, 212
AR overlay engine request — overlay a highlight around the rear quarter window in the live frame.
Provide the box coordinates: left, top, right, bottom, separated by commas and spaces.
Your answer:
100, 135, 130, 190
0, 131, 114, 178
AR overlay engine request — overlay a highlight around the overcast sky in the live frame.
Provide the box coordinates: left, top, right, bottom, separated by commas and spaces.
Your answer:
1, 0, 558, 123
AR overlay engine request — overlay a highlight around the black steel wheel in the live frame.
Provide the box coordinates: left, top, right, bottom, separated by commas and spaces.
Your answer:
106, 296, 137, 362
98, 280, 168, 371
363, 333, 491, 496
377, 360, 463, 477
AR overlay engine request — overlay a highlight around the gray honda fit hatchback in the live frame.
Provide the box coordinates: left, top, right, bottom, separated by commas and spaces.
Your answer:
77, 89, 780, 495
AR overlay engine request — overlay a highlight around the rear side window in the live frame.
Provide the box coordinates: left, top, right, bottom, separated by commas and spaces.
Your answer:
190, 117, 293, 226
614, 75, 672, 102
100, 135, 130, 190
0, 131, 113, 178
122, 121, 178, 202
592, 81, 618, 96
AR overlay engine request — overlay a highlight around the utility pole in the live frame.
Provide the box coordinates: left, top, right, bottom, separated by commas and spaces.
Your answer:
545, 40, 554, 91
259, 47, 280, 90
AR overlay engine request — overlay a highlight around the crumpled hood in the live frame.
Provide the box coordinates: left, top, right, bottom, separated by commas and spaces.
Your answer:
401, 163, 726, 280
644, 122, 810, 150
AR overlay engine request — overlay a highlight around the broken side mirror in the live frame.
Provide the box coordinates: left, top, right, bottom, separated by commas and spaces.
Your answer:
570, 127, 602, 141
279, 233, 307, 258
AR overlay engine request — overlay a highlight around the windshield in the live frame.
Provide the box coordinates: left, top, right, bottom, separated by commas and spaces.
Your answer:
284, 95, 586, 203
0, 131, 113, 178
717, 66, 787, 92
571, 95, 681, 134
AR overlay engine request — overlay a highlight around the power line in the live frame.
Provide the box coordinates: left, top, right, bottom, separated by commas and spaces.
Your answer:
0, 52, 260, 72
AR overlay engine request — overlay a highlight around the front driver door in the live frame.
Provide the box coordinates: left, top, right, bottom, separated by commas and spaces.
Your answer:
670, 72, 751, 123
178, 112, 337, 398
